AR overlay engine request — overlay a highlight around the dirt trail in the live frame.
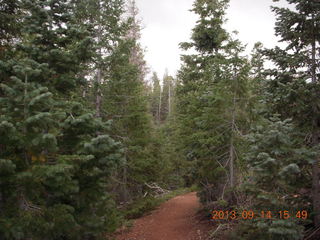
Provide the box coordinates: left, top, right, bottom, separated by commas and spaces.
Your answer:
116, 192, 210, 240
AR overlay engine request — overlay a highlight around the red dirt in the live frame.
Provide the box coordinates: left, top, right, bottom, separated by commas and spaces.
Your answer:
116, 192, 211, 240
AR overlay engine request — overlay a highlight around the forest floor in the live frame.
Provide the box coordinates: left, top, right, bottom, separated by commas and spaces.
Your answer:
116, 192, 213, 240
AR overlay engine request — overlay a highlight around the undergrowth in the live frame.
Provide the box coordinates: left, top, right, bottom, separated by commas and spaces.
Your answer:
122, 186, 198, 220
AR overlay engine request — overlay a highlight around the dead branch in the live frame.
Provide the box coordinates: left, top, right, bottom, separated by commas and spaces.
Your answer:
145, 182, 170, 196
19, 193, 42, 215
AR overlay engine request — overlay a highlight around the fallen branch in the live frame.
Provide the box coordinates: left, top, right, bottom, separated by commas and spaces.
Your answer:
144, 182, 170, 196
19, 193, 43, 215
304, 226, 320, 240
210, 224, 222, 238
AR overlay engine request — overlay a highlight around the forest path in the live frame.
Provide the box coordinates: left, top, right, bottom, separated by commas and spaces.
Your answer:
116, 192, 210, 240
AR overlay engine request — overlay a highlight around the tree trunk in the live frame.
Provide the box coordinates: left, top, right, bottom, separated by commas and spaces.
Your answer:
158, 89, 162, 123
311, 25, 316, 84
312, 154, 320, 226
24, 73, 29, 166
229, 92, 236, 188
95, 68, 102, 118
122, 164, 128, 202
168, 82, 171, 117
0, 190, 2, 215
95, 9, 102, 119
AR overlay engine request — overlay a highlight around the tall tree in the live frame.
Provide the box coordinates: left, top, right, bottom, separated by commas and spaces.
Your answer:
0, 1, 124, 239
264, 0, 320, 226
176, 0, 251, 204
160, 71, 174, 122
0, 0, 20, 48
126, 0, 148, 82
150, 72, 161, 123
233, 117, 315, 240
72, 0, 126, 118
103, 0, 161, 202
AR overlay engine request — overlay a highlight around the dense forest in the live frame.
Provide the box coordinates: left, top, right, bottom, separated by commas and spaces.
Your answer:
0, 0, 319, 239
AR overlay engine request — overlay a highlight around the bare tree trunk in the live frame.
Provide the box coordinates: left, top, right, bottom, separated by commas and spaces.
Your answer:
168, 82, 171, 117
158, 89, 162, 124
311, 25, 316, 84
229, 141, 235, 187
24, 73, 29, 166
229, 93, 236, 188
312, 154, 320, 226
0, 191, 3, 215
95, 16, 102, 118
95, 68, 102, 118
122, 164, 128, 202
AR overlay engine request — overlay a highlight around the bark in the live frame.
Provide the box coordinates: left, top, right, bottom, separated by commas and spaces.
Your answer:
168, 82, 171, 117
229, 66, 238, 189
312, 109, 320, 226
311, 25, 316, 84
95, 68, 102, 118
0, 190, 2, 215
24, 73, 29, 166
122, 164, 128, 202
158, 89, 162, 124
229, 141, 235, 187
95, 16, 102, 118
312, 154, 320, 226
229, 92, 236, 188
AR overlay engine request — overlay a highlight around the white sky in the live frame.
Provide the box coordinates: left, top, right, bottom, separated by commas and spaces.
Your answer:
136, 0, 290, 79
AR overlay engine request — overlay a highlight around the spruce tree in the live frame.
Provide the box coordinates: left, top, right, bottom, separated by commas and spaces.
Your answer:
0, 0, 20, 46
176, 0, 251, 204
0, 1, 124, 239
233, 117, 314, 240
150, 72, 161, 123
264, 0, 320, 226
102, 1, 162, 202
160, 72, 174, 122
72, 0, 126, 118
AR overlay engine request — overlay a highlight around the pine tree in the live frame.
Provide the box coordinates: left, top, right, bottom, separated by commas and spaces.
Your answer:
150, 72, 161, 123
102, 1, 163, 203
176, 0, 251, 204
177, 0, 230, 202
232, 117, 315, 240
160, 72, 174, 122
264, 0, 320, 226
247, 42, 267, 123
0, 1, 124, 239
126, 0, 148, 82
0, 0, 20, 47
72, 0, 126, 118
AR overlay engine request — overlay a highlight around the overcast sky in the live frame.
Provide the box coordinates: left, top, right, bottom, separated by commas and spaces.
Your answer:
135, 0, 290, 79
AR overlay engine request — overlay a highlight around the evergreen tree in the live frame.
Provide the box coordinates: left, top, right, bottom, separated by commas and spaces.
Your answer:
72, 0, 126, 118
249, 42, 266, 116
233, 117, 314, 240
176, 0, 251, 204
264, 0, 320, 226
160, 72, 174, 122
126, 0, 148, 82
0, 0, 20, 47
0, 1, 124, 239
150, 72, 161, 123
103, 1, 162, 202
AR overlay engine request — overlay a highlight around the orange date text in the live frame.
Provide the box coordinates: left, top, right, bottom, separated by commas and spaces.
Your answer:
211, 210, 308, 220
